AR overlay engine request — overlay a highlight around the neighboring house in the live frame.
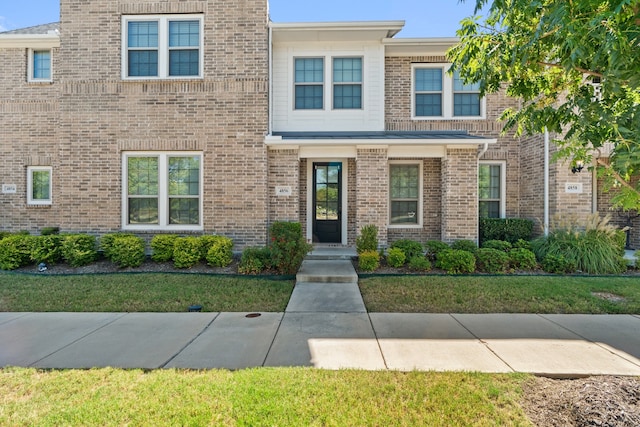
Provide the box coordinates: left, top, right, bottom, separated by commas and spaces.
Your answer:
0, 0, 636, 249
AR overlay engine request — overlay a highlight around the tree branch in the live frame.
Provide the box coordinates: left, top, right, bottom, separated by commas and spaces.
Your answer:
538, 61, 603, 78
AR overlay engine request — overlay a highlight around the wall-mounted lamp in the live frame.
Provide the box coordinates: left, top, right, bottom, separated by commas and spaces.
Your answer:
571, 160, 584, 174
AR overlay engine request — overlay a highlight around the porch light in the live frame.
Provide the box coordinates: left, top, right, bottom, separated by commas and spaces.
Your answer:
571, 160, 584, 174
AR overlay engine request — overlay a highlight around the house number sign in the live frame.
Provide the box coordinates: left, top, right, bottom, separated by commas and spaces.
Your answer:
565, 183, 583, 194
2, 184, 17, 194
275, 186, 292, 196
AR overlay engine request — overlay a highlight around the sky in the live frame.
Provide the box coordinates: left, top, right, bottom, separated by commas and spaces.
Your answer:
0, 0, 483, 37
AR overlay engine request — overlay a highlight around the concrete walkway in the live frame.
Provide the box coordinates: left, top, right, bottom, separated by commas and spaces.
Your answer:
1, 258, 640, 376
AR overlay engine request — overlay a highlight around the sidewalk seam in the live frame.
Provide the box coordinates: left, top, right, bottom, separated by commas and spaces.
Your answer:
159, 313, 221, 368
261, 312, 286, 367
366, 313, 389, 370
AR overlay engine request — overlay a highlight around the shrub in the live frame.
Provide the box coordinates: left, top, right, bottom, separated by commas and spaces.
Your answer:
107, 235, 146, 268
480, 218, 534, 243
40, 227, 60, 236
408, 255, 432, 272
173, 237, 202, 269
238, 247, 268, 275
436, 249, 476, 274
481, 240, 512, 252
30, 234, 63, 264
101, 233, 136, 260
356, 225, 378, 254
513, 238, 532, 250
475, 248, 510, 274
0, 231, 12, 241
0, 234, 33, 270
450, 240, 477, 254
269, 222, 312, 275
386, 247, 406, 268
390, 239, 423, 260
203, 236, 234, 267
635, 250, 640, 268
61, 234, 98, 267
424, 240, 450, 261
151, 234, 178, 262
509, 248, 538, 270
542, 254, 577, 274
358, 250, 380, 272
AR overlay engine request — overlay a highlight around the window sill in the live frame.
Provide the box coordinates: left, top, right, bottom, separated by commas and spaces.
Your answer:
388, 224, 423, 229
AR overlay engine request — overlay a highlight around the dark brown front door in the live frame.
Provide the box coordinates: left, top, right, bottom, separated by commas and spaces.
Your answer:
313, 162, 342, 243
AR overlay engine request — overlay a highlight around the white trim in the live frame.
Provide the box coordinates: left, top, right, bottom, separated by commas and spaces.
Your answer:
0, 34, 59, 49
388, 160, 423, 228
122, 151, 203, 231
121, 14, 204, 80
27, 166, 52, 205
478, 160, 506, 218
306, 159, 348, 244
411, 63, 486, 120
27, 48, 52, 83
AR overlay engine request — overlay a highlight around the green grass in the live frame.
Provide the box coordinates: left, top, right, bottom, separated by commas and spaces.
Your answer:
0, 368, 532, 426
0, 273, 293, 312
359, 275, 640, 313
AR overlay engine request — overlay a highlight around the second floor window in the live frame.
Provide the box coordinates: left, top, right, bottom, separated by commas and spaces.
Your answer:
294, 58, 324, 109
333, 58, 362, 109
123, 15, 203, 79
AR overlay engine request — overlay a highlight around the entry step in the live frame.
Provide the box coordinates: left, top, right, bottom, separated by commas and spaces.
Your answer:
296, 259, 358, 283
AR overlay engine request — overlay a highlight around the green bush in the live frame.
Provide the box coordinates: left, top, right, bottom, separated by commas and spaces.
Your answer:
61, 234, 98, 267
386, 247, 406, 268
613, 229, 627, 255
238, 247, 268, 275
480, 218, 534, 243
0, 234, 33, 270
513, 238, 532, 250
30, 234, 63, 264
450, 240, 477, 254
436, 249, 476, 274
107, 235, 146, 268
509, 248, 538, 270
203, 236, 234, 267
0, 231, 12, 241
173, 237, 202, 269
269, 221, 312, 275
481, 240, 512, 252
475, 248, 510, 274
424, 240, 450, 261
390, 239, 423, 260
150, 235, 178, 262
408, 255, 432, 272
542, 254, 577, 274
40, 227, 60, 236
356, 225, 378, 254
101, 233, 136, 260
358, 250, 380, 272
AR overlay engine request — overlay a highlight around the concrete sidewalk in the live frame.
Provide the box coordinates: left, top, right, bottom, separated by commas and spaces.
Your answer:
2, 311, 640, 376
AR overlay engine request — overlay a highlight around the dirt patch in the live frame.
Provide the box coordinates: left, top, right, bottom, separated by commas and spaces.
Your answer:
522, 375, 640, 426
591, 292, 627, 303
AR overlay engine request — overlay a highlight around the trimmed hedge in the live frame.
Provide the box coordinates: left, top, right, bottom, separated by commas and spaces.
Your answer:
61, 234, 98, 267
480, 218, 533, 244
436, 249, 476, 274
358, 250, 380, 272
101, 234, 146, 268
476, 248, 510, 274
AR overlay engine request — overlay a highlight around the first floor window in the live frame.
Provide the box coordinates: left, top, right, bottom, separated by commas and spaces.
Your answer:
389, 163, 421, 226
124, 153, 202, 228
27, 166, 52, 205
29, 49, 52, 82
479, 162, 504, 218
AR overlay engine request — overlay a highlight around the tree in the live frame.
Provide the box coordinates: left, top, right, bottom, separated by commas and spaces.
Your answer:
447, 0, 640, 210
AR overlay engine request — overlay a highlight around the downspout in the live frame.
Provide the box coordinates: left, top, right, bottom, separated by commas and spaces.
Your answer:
267, 22, 273, 136
477, 142, 489, 159
544, 128, 550, 236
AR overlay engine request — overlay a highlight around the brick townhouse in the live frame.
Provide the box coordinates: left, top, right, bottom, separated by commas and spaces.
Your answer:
1, 0, 636, 249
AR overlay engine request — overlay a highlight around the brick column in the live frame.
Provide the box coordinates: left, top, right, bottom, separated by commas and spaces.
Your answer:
268, 148, 300, 224
441, 148, 478, 243
355, 147, 388, 247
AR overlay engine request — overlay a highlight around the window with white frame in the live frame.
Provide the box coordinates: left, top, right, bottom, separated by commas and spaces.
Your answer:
27, 166, 52, 205
123, 153, 202, 229
333, 57, 362, 109
389, 162, 422, 226
28, 49, 52, 82
294, 58, 324, 109
413, 64, 483, 119
478, 162, 505, 218
122, 15, 203, 79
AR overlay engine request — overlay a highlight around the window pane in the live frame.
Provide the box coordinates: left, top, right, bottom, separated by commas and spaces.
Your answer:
390, 165, 419, 199
128, 157, 158, 196
128, 50, 158, 77
479, 201, 500, 218
33, 51, 51, 80
169, 198, 199, 224
391, 201, 418, 224
415, 68, 442, 91
295, 85, 323, 109
334, 84, 362, 109
128, 21, 158, 48
415, 93, 442, 116
295, 58, 323, 83
454, 93, 480, 116
453, 71, 480, 91
129, 198, 159, 224
169, 156, 200, 196
169, 50, 199, 76
32, 170, 50, 200
169, 21, 199, 47
333, 58, 362, 83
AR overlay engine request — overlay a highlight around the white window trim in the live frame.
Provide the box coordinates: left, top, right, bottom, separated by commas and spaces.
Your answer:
27, 166, 52, 205
27, 48, 52, 83
479, 160, 506, 218
332, 56, 364, 111
121, 14, 204, 80
122, 152, 204, 231
411, 63, 486, 120
388, 160, 423, 229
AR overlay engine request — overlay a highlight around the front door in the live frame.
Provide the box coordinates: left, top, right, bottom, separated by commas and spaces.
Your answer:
313, 162, 342, 243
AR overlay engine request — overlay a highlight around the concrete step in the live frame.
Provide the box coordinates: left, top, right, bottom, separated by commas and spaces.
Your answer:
306, 246, 357, 261
296, 259, 358, 283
